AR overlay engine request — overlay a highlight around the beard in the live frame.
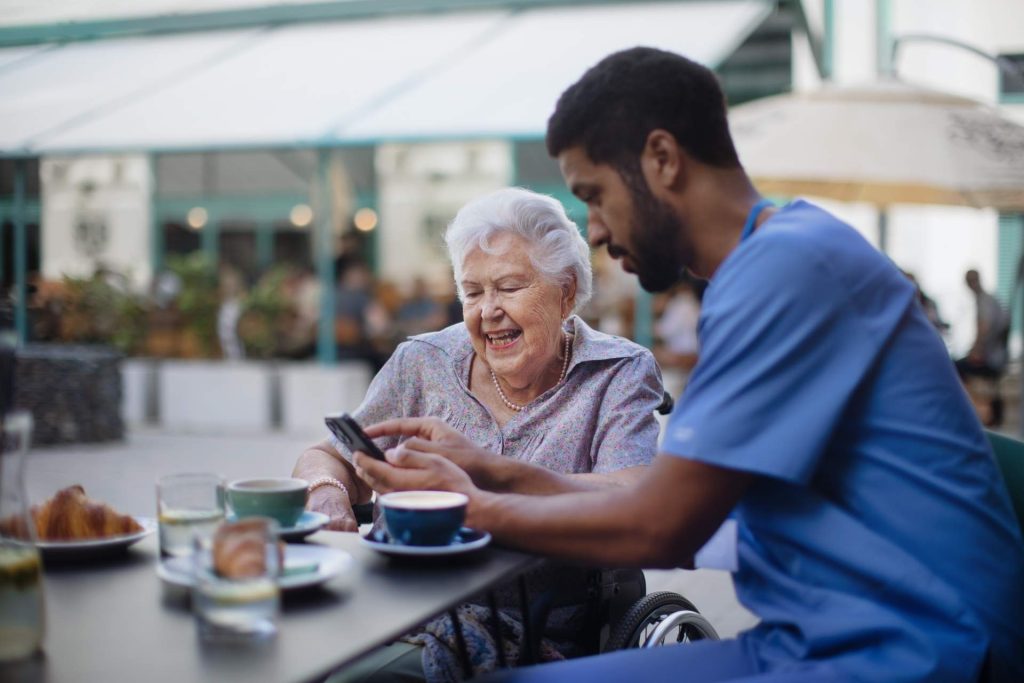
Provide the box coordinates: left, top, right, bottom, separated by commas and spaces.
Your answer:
624, 178, 694, 293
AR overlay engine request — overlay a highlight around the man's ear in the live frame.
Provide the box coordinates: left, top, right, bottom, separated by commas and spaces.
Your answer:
641, 129, 684, 191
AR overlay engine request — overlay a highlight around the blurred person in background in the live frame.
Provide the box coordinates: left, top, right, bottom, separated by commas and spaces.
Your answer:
956, 268, 1010, 426
653, 276, 702, 399
294, 186, 664, 681
395, 276, 446, 338
439, 271, 464, 328
277, 264, 321, 360
904, 271, 949, 336
216, 264, 245, 361
581, 250, 636, 339
334, 261, 388, 371
334, 230, 369, 280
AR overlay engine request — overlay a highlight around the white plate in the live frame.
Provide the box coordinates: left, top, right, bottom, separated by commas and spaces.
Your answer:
359, 527, 492, 557
156, 544, 355, 591
36, 517, 156, 560
227, 511, 329, 542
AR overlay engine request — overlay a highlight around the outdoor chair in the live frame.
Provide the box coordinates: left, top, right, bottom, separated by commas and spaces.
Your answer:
522, 391, 717, 658
985, 430, 1024, 531
977, 430, 1024, 683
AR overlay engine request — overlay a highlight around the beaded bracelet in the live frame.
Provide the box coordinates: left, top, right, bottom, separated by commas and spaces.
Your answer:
306, 476, 350, 502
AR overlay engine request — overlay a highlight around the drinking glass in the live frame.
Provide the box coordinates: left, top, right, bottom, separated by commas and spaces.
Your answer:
192, 518, 280, 642
0, 410, 45, 662
156, 473, 225, 559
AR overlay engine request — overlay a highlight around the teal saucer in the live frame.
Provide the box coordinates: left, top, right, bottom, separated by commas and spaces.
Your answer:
227, 510, 329, 542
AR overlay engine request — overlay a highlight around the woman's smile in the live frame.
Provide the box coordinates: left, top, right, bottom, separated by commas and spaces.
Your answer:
484, 329, 522, 350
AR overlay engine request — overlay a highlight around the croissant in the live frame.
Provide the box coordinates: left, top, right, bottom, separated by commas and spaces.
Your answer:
31, 485, 143, 541
212, 518, 283, 579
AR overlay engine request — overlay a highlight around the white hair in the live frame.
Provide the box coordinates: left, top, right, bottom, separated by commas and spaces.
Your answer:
445, 187, 593, 314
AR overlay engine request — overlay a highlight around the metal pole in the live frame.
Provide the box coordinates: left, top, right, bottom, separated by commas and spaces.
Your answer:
315, 148, 336, 364
822, 0, 834, 80
256, 221, 274, 272
891, 34, 1024, 86
201, 210, 219, 263
875, 0, 893, 76
13, 159, 27, 346
148, 155, 163, 277
0, 204, 6, 285
633, 288, 653, 349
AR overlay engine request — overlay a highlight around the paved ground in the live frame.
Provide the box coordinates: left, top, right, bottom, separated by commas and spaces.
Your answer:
26, 427, 759, 639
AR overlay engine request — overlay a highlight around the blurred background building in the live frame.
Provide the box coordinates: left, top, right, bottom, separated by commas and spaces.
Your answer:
1, 0, 1022, 434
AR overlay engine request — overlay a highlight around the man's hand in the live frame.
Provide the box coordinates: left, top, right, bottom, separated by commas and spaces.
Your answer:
307, 485, 359, 532
363, 417, 504, 489
353, 417, 481, 495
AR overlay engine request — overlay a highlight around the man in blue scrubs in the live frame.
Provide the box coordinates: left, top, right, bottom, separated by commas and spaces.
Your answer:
354, 48, 1024, 681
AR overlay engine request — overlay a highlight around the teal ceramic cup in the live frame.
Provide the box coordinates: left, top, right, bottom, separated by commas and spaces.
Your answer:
227, 478, 308, 528
379, 491, 468, 546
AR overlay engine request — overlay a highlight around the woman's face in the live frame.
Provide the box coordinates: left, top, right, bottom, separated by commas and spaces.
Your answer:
460, 233, 572, 386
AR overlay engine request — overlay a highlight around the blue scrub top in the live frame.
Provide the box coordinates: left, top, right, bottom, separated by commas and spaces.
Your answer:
662, 201, 1024, 682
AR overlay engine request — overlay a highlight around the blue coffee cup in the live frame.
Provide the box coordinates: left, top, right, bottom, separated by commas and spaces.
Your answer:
379, 491, 468, 546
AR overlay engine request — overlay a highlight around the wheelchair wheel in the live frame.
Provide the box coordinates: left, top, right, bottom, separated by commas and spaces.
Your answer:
603, 591, 719, 651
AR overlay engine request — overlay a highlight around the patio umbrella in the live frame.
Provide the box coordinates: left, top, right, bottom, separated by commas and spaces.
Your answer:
728, 78, 1024, 210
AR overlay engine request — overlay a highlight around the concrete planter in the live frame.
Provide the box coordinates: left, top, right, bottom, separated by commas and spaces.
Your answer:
279, 362, 373, 437
159, 360, 273, 432
121, 359, 373, 435
122, 358, 157, 426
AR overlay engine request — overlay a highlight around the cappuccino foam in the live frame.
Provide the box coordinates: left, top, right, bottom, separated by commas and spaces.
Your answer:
381, 491, 467, 510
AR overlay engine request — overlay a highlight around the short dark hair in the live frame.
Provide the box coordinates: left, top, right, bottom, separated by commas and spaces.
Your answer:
546, 47, 740, 172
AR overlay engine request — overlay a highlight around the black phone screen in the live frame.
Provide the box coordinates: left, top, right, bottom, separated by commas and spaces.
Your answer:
325, 413, 387, 461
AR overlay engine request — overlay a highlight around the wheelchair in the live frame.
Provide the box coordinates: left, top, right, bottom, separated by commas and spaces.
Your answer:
353, 391, 719, 670
523, 565, 719, 662
522, 390, 718, 659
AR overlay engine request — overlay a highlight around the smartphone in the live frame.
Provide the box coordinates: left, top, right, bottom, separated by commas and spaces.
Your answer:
325, 412, 387, 461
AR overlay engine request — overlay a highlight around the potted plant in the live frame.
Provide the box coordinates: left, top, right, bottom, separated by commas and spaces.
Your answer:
237, 267, 291, 360
164, 254, 220, 358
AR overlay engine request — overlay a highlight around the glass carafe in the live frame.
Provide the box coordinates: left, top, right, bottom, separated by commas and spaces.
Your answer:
0, 410, 45, 661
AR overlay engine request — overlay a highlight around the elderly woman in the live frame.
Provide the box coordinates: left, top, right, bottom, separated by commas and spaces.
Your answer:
294, 187, 663, 681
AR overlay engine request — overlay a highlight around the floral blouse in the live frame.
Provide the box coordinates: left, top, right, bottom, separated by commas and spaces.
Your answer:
330, 315, 663, 474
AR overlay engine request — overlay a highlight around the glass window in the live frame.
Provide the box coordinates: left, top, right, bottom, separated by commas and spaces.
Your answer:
999, 53, 1024, 96
0, 159, 41, 197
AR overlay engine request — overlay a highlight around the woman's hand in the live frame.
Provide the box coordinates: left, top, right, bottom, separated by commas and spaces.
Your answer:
362, 417, 505, 489
307, 484, 360, 532
354, 418, 483, 495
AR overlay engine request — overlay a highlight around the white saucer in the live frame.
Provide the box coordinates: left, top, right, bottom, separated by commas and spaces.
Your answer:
37, 517, 156, 560
359, 527, 492, 557
157, 544, 354, 591
226, 511, 329, 542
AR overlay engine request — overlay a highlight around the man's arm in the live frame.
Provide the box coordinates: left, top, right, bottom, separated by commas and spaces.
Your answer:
464, 452, 646, 493
293, 440, 375, 531
355, 419, 750, 567
477, 455, 747, 566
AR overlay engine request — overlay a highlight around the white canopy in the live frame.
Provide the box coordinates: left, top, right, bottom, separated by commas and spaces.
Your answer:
0, 0, 771, 155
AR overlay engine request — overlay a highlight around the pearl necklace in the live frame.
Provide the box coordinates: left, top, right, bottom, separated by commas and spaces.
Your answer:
489, 332, 571, 412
